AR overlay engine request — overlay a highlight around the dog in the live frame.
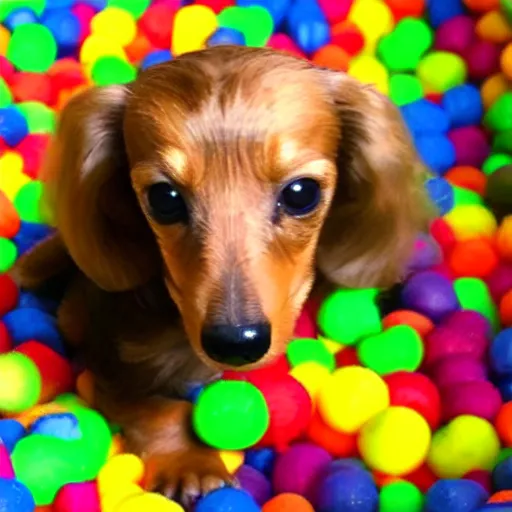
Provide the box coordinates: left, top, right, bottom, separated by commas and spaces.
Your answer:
15, 45, 429, 505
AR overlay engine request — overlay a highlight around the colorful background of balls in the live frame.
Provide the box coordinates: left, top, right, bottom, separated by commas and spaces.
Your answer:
0, 0, 512, 510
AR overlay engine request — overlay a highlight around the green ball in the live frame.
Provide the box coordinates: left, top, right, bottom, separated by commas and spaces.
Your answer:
485, 92, 512, 133
14, 181, 45, 223
417, 52, 467, 93
108, 0, 150, 18
0, 352, 41, 414
0, 237, 17, 273
483, 153, 512, 176
193, 380, 269, 450
357, 325, 424, 375
378, 18, 433, 72
502, 0, 512, 23
318, 288, 382, 345
454, 277, 499, 334
7, 23, 57, 73
218, 6, 273, 47
453, 186, 483, 207
0, 0, 46, 22
91, 56, 137, 86
0, 77, 12, 108
380, 481, 424, 512
16, 101, 56, 134
497, 447, 512, 465
493, 130, 512, 154
287, 338, 335, 371
389, 74, 423, 106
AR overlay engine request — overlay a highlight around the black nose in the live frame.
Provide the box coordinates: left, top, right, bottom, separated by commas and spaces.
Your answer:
201, 323, 271, 366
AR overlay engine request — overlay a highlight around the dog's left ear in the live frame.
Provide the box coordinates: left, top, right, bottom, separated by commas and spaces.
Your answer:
316, 72, 431, 289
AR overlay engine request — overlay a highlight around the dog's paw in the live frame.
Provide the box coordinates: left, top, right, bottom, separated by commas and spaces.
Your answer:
143, 445, 234, 509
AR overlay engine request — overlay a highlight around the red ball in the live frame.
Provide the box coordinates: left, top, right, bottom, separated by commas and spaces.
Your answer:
382, 310, 435, 339
10, 72, 56, 105
335, 346, 360, 367
254, 374, 312, 452
464, 39, 501, 80
138, 3, 176, 48
387, 0, 425, 19
404, 463, 438, 493
0, 56, 15, 83
430, 218, 456, 255
48, 59, 87, 94
0, 322, 12, 354
194, 0, 235, 13
331, 21, 364, 55
463, 470, 492, 493
486, 263, 512, 303
15, 340, 74, 403
294, 298, 319, 339
449, 238, 498, 278
223, 354, 290, 384
17, 134, 51, 180
384, 371, 441, 429
0, 274, 19, 317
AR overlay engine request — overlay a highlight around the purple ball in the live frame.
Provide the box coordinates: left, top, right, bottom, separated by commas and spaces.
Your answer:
486, 264, 512, 303
401, 271, 460, 322
430, 355, 488, 388
408, 234, 443, 272
464, 40, 501, 81
443, 310, 491, 341
272, 443, 332, 496
442, 380, 502, 422
435, 15, 475, 55
448, 126, 490, 168
235, 465, 271, 506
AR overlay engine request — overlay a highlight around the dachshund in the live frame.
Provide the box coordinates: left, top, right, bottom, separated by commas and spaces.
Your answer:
14, 45, 430, 505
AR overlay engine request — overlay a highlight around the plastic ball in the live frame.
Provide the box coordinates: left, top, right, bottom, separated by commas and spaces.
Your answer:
358, 407, 431, 476
42, 9, 81, 55
91, 56, 136, 86
208, 27, 246, 46
272, 442, 332, 496
236, 465, 271, 506
53, 481, 101, 512
417, 51, 467, 93
138, 3, 174, 49
449, 125, 490, 168
496, 214, 512, 261
449, 238, 498, 278
172, 5, 218, 56
262, 494, 314, 512
427, 415, 500, 478
193, 380, 269, 450
453, 278, 498, 331
0, 274, 19, 317
415, 134, 456, 174
484, 92, 512, 133
444, 205, 497, 240
245, 448, 276, 478
0, 419, 25, 453
401, 99, 450, 136
317, 366, 389, 434
486, 263, 512, 302
289, 362, 331, 400
380, 481, 424, 512
490, 328, 512, 376
430, 355, 487, 388
347, 55, 389, 95
0, 477, 35, 512
444, 166, 487, 196
496, 402, 512, 447
427, 0, 465, 28
424, 479, 488, 512
389, 74, 424, 106
330, 20, 364, 56
286, 338, 335, 371
306, 411, 357, 458
91, 7, 136, 47
435, 15, 475, 55
195, 488, 260, 512
0, 106, 29, 147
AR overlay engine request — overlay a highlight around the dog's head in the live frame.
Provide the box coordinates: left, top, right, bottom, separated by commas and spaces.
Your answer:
43, 46, 428, 370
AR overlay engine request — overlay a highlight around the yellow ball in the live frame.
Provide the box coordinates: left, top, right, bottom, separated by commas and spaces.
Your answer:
444, 205, 498, 240
101, 484, 143, 512
358, 406, 431, 476
220, 450, 244, 474
319, 336, 344, 354
80, 34, 127, 66
290, 362, 331, 400
117, 492, 185, 512
348, 55, 390, 95
317, 366, 389, 434
427, 415, 500, 478
98, 453, 145, 495
171, 5, 218, 56
0, 151, 29, 201
91, 7, 137, 47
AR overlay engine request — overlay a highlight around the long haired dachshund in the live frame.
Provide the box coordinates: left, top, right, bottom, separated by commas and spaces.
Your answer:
15, 46, 429, 504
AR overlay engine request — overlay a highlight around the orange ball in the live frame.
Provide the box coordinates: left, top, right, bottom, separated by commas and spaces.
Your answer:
488, 490, 512, 503
463, 0, 499, 11
312, 44, 351, 72
496, 216, 512, 261
500, 289, 512, 327
262, 494, 315, 512
307, 410, 358, 458
382, 310, 435, 339
495, 401, 512, 446
125, 30, 152, 63
501, 43, 512, 81
445, 166, 487, 196
0, 191, 21, 238
476, 11, 512, 44
449, 238, 499, 278
481, 73, 510, 109
386, 0, 425, 19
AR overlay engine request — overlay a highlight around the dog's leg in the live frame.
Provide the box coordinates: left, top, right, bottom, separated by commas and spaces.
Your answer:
94, 390, 233, 507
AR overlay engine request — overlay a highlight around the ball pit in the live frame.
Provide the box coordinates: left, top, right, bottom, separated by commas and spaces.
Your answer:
0, 0, 511, 510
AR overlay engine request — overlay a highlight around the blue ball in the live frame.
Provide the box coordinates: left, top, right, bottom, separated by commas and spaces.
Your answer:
44, 0, 75, 8
195, 488, 261, 512
41, 9, 81, 56
497, 376, 512, 401
426, 0, 465, 28
426, 177, 454, 215
415, 134, 456, 175
2, 308, 65, 356
18, 291, 59, 315
287, 0, 330, 54
442, 85, 484, 128
184, 384, 204, 404
237, 0, 291, 25
207, 27, 246, 47
245, 447, 277, 478
13, 222, 54, 257
313, 465, 378, 512
490, 328, 512, 377
3, 8, 38, 31
474, 506, 512, 511
493, 456, 512, 492
0, 478, 35, 512
424, 479, 489, 512
31, 413, 81, 440
400, 99, 450, 136
140, 50, 173, 70
0, 419, 26, 453
0, 106, 29, 147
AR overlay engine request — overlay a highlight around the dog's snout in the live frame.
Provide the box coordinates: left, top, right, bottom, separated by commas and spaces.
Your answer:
201, 323, 271, 366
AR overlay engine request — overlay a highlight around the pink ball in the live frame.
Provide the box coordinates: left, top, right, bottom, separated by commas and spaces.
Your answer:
0, 444, 14, 478
53, 481, 100, 512
464, 40, 501, 80
435, 15, 475, 55
443, 310, 491, 341
442, 380, 502, 422
486, 264, 512, 303
317, 0, 353, 23
71, 3, 96, 44
0, 56, 14, 83
429, 355, 488, 388
267, 33, 306, 59
448, 126, 490, 167
272, 442, 332, 496
463, 470, 492, 494
294, 298, 319, 338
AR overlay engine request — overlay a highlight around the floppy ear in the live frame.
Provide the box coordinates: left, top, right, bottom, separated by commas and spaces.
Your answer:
316, 73, 432, 289
42, 85, 160, 291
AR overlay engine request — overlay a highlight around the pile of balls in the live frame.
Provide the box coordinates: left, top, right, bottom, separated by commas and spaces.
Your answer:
1, 0, 512, 510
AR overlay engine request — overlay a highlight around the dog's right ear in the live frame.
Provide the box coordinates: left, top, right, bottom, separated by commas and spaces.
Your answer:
42, 86, 160, 291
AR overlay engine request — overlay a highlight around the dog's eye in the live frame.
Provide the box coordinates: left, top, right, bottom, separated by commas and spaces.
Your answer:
147, 183, 188, 224
278, 178, 321, 217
